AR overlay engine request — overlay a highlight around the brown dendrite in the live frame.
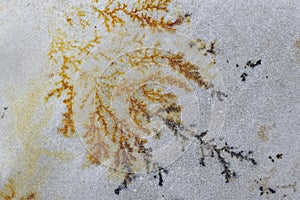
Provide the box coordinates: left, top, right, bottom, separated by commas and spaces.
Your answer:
78, 47, 211, 194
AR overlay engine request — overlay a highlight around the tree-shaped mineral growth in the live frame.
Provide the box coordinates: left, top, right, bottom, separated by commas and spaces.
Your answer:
45, 0, 257, 195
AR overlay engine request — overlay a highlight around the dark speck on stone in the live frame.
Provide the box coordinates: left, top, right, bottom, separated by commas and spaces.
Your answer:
246, 60, 262, 68
184, 13, 192, 17
276, 153, 283, 159
240, 73, 248, 81
268, 188, 276, 194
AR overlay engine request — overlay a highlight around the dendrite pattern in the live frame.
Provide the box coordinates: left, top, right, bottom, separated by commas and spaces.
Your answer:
45, 0, 257, 195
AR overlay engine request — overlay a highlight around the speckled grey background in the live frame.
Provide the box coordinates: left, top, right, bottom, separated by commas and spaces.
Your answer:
0, 0, 300, 199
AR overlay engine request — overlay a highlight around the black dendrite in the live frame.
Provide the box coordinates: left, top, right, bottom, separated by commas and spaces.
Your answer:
153, 166, 169, 186
114, 129, 257, 194
259, 186, 276, 196
114, 173, 136, 195
195, 131, 257, 183
211, 90, 228, 101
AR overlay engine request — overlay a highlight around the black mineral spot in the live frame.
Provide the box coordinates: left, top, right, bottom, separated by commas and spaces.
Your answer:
276, 153, 283, 159
206, 42, 216, 55
246, 60, 262, 68
240, 73, 248, 81
268, 188, 276, 194
114, 188, 120, 195
256, 60, 261, 65
259, 186, 264, 191
184, 13, 192, 18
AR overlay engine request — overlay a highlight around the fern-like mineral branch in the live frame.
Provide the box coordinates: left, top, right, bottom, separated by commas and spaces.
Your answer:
46, 30, 101, 137
195, 131, 257, 183
77, 46, 215, 194
47, 0, 192, 137
34, 0, 260, 197
92, 0, 190, 32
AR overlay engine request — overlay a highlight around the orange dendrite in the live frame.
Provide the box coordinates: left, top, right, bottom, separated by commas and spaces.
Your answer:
125, 48, 212, 89
128, 84, 182, 131
92, 0, 190, 32
47, 0, 191, 138
129, 97, 150, 126
46, 30, 101, 137
76, 9, 91, 29
115, 70, 192, 95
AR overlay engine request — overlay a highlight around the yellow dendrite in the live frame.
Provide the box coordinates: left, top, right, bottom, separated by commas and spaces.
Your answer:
0, 179, 37, 200
46, 30, 101, 137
